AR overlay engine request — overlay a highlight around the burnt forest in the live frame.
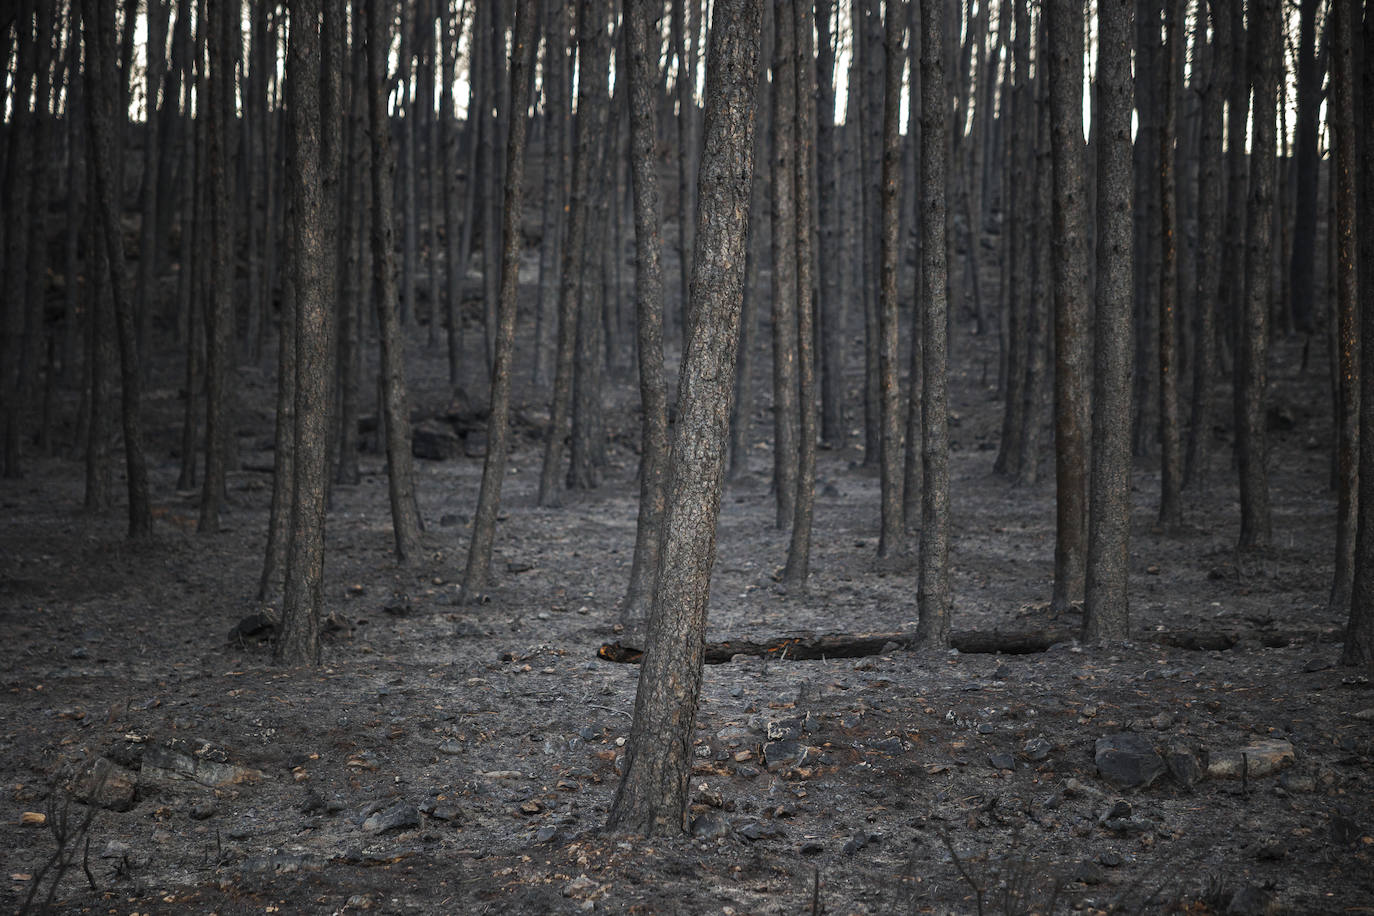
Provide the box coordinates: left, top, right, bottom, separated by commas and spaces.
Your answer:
1, 0, 1372, 911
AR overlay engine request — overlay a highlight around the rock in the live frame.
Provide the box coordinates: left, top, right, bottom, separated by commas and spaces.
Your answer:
438, 738, 463, 755
1165, 743, 1202, 788
842, 831, 869, 855
1072, 861, 1105, 885
763, 740, 814, 771
800, 840, 824, 856
1099, 851, 1123, 867
464, 430, 488, 459
767, 716, 807, 741
867, 736, 905, 755
190, 800, 216, 820
1330, 815, 1364, 846
72, 759, 137, 811
535, 825, 559, 843
361, 800, 420, 835
1303, 657, 1332, 673
228, 613, 276, 645
1278, 772, 1315, 793
690, 812, 729, 839
988, 752, 1015, 771
1022, 737, 1052, 762
1226, 882, 1279, 916
1095, 734, 1166, 789
141, 737, 260, 788
563, 874, 599, 899
1204, 739, 1294, 779
412, 421, 462, 460
1254, 838, 1286, 861
734, 819, 782, 841
99, 840, 131, 859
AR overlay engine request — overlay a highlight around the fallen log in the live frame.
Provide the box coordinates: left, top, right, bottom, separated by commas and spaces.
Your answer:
595, 626, 1242, 664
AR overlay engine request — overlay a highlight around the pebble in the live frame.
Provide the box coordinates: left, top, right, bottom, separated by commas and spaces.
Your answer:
1094, 734, 1166, 789
535, 825, 559, 843
1022, 737, 1052, 762
361, 800, 420, 835
438, 738, 463, 755
988, 752, 1015, 771
842, 831, 869, 855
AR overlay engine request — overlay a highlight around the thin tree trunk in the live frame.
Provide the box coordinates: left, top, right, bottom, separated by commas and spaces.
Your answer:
1083, 0, 1134, 642
876, 0, 905, 556
1157, 0, 1182, 529
815, 0, 844, 447
459, 0, 537, 602
1327, 0, 1357, 619
605, 0, 760, 834
769, 0, 799, 529
1341, 0, 1373, 669
1048, 0, 1089, 612
1184, 3, 1225, 488
199, 0, 237, 533
83, 0, 153, 538
1237, 0, 1278, 550
622, 0, 670, 624
2, 0, 35, 479
1287, 0, 1320, 335
916, 0, 951, 649
538, 0, 607, 506
783, 0, 818, 586
369, 0, 424, 562
135, 0, 171, 367
531, 0, 566, 389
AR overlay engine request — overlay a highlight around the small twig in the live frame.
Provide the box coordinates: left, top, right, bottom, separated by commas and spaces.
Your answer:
811, 866, 821, 915
586, 703, 632, 719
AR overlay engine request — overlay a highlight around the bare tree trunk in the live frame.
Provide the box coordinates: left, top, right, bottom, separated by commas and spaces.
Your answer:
621, 0, 670, 624
568, 0, 613, 491
1237, 0, 1278, 550
1287, 0, 1321, 335
337, 0, 370, 486
538, 0, 608, 505
1184, 1, 1225, 488
1048, 0, 1089, 612
199, 0, 237, 533
2, 0, 36, 478
783, 0, 818, 586
1157, 0, 1182, 529
1217, 0, 1247, 376
859, 0, 882, 468
815, 0, 844, 447
1083, 0, 1134, 642
1327, 0, 1357, 619
876, 0, 905, 557
769, 0, 799, 529
459, 0, 537, 602
531, 0, 567, 389
135, 0, 171, 367
916, 0, 951, 649
83, 0, 153, 538
368, 0, 424, 562
606, 0, 760, 836
1341, 0, 1373, 669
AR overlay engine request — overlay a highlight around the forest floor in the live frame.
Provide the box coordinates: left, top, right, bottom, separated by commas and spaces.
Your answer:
1, 289, 1372, 915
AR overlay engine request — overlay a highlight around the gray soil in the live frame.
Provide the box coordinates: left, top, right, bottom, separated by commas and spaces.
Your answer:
2, 304, 1371, 914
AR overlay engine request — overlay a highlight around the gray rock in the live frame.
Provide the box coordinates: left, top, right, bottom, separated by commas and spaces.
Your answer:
1278, 772, 1315, 793
1099, 851, 1123, 867
72, 758, 137, 811
1226, 882, 1279, 916
734, 819, 782, 841
1073, 861, 1105, 885
1095, 734, 1166, 789
690, 811, 730, 839
535, 825, 559, 844
763, 739, 814, 771
842, 831, 869, 855
361, 800, 420, 835
412, 421, 462, 460
141, 737, 259, 788
438, 738, 463, 755
867, 736, 905, 755
767, 715, 806, 741
190, 800, 216, 820
1022, 737, 1052, 762
1166, 743, 1202, 788
988, 752, 1015, 771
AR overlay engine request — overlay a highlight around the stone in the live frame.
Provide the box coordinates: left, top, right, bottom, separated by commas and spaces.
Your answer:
867, 736, 905, 755
1278, 772, 1315, 793
1099, 851, 1123, 867
438, 738, 463, 755
734, 819, 782, 841
1095, 734, 1166, 789
1226, 882, 1279, 916
763, 740, 813, 771
1072, 861, 1105, 885
842, 831, 869, 855
141, 737, 260, 788
767, 716, 806, 741
988, 753, 1015, 771
1204, 739, 1295, 779
361, 800, 420, 835
535, 825, 559, 843
1022, 737, 1052, 762
1165, 744, 1202, 788
563, 874, 599, 899
72, 758, 137, 811
690, 811, 729, 840
412, 421, 462, 460
190, 800, 216, 820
